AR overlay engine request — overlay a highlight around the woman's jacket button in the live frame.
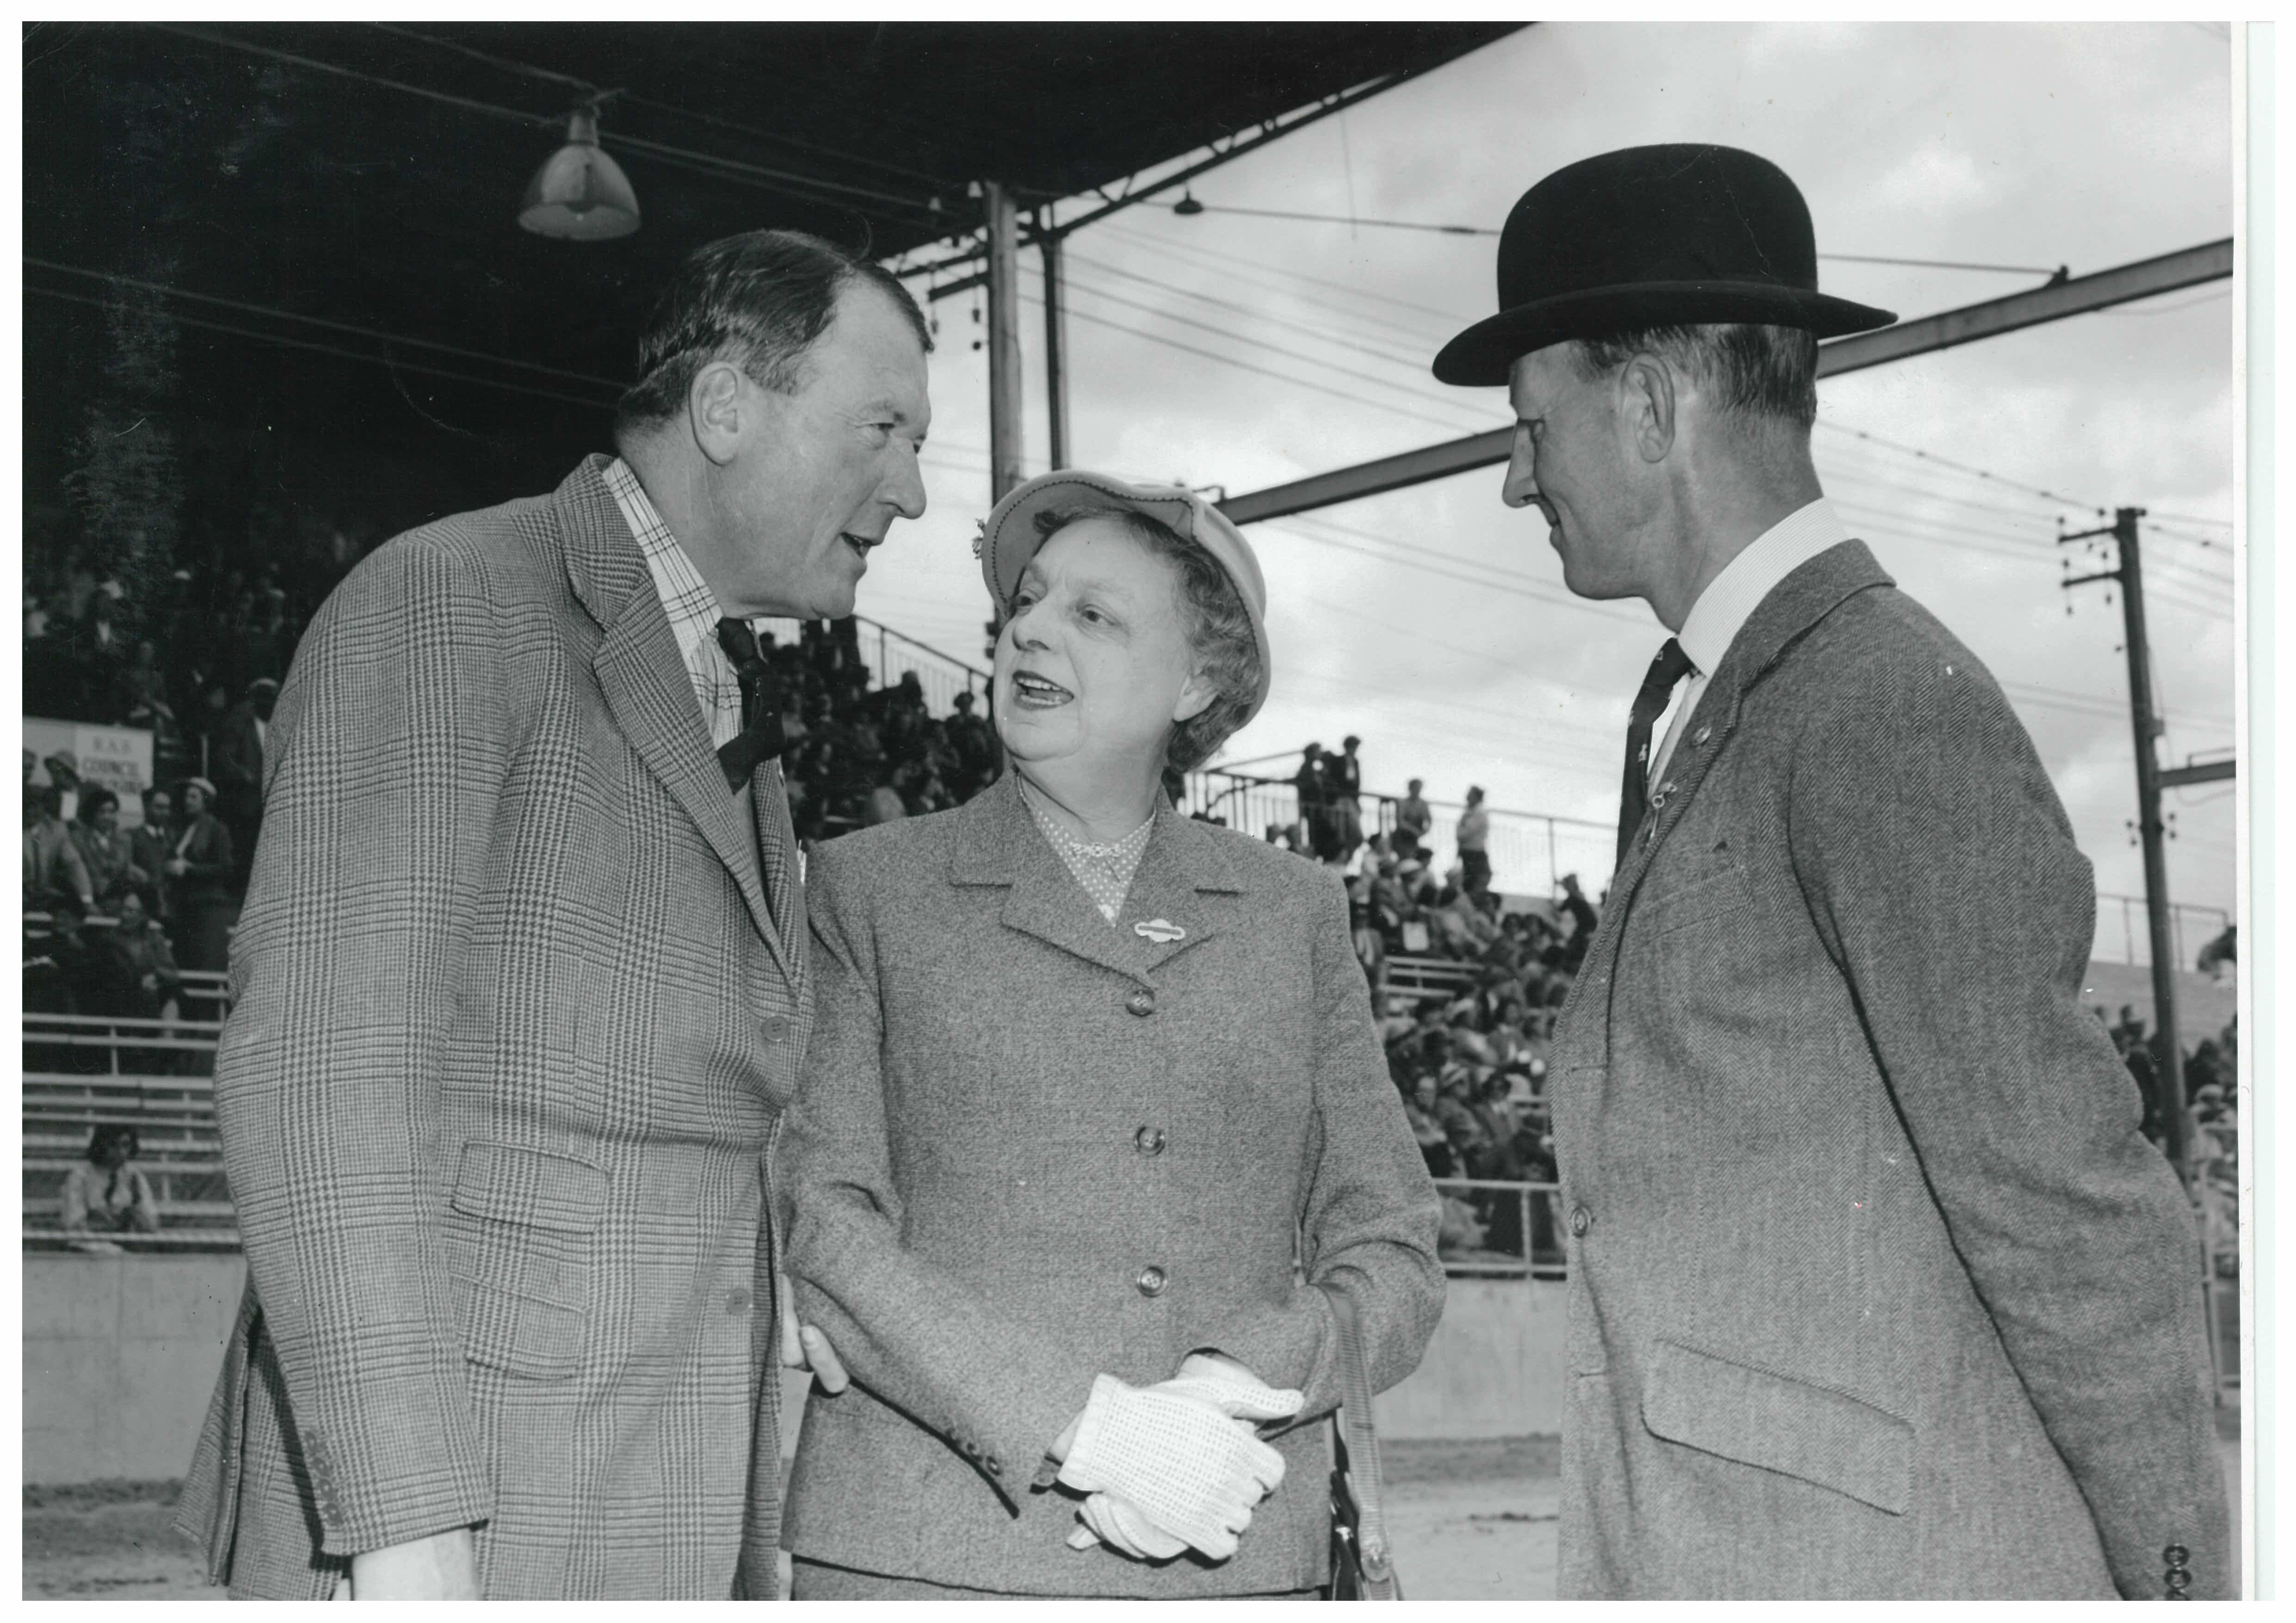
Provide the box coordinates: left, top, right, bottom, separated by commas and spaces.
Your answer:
1125, 989, 1157, 1017
1134, 1125, 1167, 1156
1135, 1265, 1169, 1297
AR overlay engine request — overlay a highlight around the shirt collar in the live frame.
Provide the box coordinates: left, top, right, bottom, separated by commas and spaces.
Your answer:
1675, 497, 1850, 676
603, 455, 731, 666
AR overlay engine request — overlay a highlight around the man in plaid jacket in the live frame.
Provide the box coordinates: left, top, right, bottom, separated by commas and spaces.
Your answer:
174, 230, 932, 1599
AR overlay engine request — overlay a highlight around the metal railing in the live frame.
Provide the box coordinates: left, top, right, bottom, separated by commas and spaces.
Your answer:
1433, 1178, 1564, 1279
2092, 894, 2233, 971
849, 614, 990, 719
1179, 768, 1617, 898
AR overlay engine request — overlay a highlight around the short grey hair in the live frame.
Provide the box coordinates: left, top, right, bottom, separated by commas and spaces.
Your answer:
615, 229, 930, 434
1571, 322, 1819, 430
1028, 505, 1264, 776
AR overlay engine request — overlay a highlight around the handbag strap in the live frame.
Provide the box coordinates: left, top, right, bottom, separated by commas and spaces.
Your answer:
1329, 1284, 1393, 1583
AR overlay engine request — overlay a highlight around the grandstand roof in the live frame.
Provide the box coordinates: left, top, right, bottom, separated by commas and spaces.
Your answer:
25, 22, 1521, 409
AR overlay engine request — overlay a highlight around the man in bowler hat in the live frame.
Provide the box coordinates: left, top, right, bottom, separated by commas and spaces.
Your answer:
1435, 144, 2227, 1598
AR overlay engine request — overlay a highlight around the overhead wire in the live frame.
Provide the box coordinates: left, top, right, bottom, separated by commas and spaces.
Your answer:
1028, 293, 1495, 437
146, 23, 943, 222
25, 258, 627, 393
364, 21, 963, 192
26, 285, 611, 413
1064, 252, 1443, 369
1099, 219, 1477, 326
1055, 277, 1497, 418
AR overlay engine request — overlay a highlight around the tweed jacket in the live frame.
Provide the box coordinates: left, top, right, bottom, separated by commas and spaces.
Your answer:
777, 775, 1444, 1596
173, 455, 811, 1599
1550, 540, 2229, 1599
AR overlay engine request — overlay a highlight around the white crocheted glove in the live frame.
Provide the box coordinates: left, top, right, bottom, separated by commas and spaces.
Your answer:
1068, 1360, 1306, 1562
1067, 1490, 1189, 1560
1056, 1374, 1290, 1561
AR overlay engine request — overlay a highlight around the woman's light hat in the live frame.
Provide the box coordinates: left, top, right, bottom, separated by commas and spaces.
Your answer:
978, 470, 1272, 727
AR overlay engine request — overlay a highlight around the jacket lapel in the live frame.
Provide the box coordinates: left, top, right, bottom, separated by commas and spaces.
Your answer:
559, 456, 787, 971
1121, 810, 1247, 975
950, 775, 1246, 987
1562, 540, 1895, 1064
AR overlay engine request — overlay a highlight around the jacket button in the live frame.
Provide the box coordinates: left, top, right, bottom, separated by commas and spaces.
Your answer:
1125, 990, 1156, 1017
1134, 1125, 1167, 1156
727, 1287, 752, 1315
1136, 1265, 1168, 1297
2163, 1546, 2190, 1566
1693, 725, 1712, 745
1569, 1205, 1592, 1238
986, 1456, 1004, 1477
761, 1014, 791, 1044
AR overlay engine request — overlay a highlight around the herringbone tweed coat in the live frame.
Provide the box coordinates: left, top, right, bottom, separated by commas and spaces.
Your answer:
1551, 539, 2229, 1599
776, 775, 1445, 1596
173, 455, 809, 1599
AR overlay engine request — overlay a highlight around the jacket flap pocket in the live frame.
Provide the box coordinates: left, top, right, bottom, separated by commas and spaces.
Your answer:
1638, 861, 1749, 935
1642, 1340, 1913, 1514
451, 1141, 609, 1233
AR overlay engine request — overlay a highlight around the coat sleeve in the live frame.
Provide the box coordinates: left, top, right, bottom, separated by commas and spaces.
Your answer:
777, 849, 1103, 1511
1192, 872, 1446, 1424
211, 538, 506, 1556
1791, 649, 2229, 1600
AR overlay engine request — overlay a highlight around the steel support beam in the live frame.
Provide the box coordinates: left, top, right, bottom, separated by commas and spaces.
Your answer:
983, 181, 1025, 500
910, 31, 1527, 302
1218, 238, 2234, 525
1042, 230, 1072, 471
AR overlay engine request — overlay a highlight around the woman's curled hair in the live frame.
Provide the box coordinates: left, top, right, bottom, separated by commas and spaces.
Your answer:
1030, 505, 1264, 776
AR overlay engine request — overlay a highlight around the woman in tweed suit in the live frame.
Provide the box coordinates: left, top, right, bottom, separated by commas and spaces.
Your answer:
778, 472, 1444, 1599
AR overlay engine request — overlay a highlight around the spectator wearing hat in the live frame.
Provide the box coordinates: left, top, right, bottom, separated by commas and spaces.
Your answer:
1455, 786, 1491, 896
944, 686, 999, 801
69, 787, 151, 912
779, 467, 1441, 1599
1435, 140, 2224, 1598
166, 779, 235, 972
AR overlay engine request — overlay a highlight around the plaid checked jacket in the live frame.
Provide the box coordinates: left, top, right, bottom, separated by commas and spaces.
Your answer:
173, 455, 810, 1598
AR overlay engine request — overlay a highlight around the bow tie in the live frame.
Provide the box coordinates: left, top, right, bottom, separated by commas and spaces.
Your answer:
715, 617, 786, 793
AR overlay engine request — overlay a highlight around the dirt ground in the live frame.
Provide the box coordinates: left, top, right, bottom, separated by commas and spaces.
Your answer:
22, 1424, 2237, 1602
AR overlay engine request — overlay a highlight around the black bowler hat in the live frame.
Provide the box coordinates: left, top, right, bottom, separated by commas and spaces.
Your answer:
1432, 144, 1896, 387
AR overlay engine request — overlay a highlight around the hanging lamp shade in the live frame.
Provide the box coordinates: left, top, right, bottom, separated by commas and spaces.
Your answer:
518, 107, 640, 240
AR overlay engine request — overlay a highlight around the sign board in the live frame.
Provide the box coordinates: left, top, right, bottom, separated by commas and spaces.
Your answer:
24, 719, 155, 829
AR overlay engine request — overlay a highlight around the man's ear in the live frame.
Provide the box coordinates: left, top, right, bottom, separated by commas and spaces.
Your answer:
687, 361, 747, 467
1617, 354, 1677, 464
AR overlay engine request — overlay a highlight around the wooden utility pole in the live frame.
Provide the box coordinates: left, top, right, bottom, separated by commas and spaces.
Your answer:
2061, 506, 2191, 1183
982, 181, 1025, 500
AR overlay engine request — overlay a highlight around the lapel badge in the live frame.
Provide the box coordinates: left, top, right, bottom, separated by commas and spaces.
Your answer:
1135, 918, 1185, 944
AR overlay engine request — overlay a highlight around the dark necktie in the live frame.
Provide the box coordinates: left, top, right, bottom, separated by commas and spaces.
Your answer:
714, 618, 786, 793
1617, 637, 1695, 866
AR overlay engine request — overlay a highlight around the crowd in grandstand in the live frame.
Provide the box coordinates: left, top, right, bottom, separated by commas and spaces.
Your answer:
19, 535, 2244, 1266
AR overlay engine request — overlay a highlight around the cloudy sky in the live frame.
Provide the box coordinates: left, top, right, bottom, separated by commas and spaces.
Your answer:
862, 22, 2237, 947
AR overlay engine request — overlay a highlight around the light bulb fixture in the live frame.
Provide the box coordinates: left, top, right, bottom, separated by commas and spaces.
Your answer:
1172, 190, 1205, 217
519, 105, 641, 240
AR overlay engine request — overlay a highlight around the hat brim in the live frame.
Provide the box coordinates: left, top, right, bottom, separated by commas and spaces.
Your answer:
979, 469, 1273, 729
1432, 281, 1897, 387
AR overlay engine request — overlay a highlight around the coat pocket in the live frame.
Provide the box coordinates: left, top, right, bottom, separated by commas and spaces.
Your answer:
1640, 1340, 1914, 1514
444, 1142, 609, 1381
